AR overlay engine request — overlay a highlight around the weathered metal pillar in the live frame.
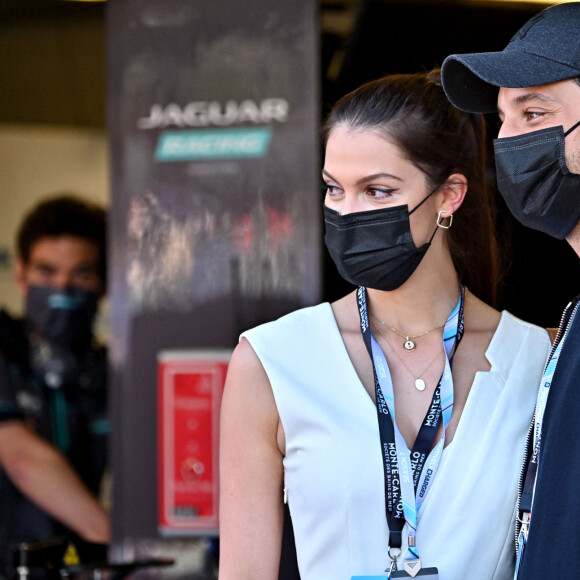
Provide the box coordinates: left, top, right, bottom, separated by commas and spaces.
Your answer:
107, 1, 320, 576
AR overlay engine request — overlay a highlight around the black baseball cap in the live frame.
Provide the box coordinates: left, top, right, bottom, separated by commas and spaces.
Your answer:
441, 2, 580, 114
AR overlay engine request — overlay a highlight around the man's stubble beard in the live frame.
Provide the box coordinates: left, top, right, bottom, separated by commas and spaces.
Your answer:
566, 144, 580, 174
564, 140, 580, 254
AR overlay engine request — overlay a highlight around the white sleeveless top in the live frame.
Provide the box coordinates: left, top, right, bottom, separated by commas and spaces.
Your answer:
241, 304, 551, 580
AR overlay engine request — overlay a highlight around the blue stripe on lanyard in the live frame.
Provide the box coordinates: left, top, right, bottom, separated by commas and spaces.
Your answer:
514, 298, 580, 578
357, 285, 465, 567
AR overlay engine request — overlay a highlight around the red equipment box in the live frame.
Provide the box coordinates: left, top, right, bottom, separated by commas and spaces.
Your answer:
158, 349, 231, 536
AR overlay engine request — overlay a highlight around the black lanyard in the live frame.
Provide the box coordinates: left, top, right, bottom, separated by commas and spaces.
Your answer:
356, 286, 465, 550
520, 297, 580, 514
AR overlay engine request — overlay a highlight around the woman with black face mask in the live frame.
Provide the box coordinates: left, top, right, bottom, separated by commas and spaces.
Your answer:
219, 70, 551, 580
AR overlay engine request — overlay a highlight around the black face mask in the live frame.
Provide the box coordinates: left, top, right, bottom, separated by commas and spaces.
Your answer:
25, 285, 99, 347
323, 190, 439, 291
493, 120, 580, 240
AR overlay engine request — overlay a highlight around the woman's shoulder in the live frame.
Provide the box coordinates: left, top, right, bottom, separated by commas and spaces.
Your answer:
490, 311, 551, 381
241, 301, 333, 340
239, 302, 340, 363
496, 310, 551, 344
462, 291, 550, 370
486, 310, 551, 379
465, 290, 549, 344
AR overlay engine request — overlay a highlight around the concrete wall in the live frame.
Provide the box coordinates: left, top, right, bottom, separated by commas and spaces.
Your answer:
0, 123, 109, 329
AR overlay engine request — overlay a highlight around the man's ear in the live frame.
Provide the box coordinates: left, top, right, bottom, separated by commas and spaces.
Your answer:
438, 173, 468, 216
14, 259, 28, 297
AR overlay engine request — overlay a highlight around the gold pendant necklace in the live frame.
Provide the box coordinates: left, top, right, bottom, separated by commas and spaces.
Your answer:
372, 322, 442, 392
371, 314, 445, 352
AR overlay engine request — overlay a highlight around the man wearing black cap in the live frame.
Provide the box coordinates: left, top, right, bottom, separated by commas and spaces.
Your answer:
441, 2, 580, 578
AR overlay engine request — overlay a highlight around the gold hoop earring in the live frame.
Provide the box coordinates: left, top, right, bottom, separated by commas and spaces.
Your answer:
436, 210, 453, 229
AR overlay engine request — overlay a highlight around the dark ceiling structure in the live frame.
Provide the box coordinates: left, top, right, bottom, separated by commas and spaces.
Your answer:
0, 0, 106, 127
0, 0, 555, 128
2, 0, 577, 327
0, 0, 552, 128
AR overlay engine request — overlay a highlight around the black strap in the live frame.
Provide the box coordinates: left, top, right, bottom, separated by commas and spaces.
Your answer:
356, 286, 465, 549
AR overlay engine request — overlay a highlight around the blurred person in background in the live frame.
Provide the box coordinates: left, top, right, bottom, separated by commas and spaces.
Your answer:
0, 195, 110, 578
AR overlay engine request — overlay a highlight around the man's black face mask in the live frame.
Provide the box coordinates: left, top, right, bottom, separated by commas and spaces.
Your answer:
25, 285, 99, 347
493, 120, 580, 240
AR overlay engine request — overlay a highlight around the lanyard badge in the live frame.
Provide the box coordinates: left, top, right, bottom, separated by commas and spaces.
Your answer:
355, 286, 464, 578
353, 570, 439, 580
392, 569, 439, 578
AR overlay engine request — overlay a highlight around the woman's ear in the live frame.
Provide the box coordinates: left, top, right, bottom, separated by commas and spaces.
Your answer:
438, 173, 468, 216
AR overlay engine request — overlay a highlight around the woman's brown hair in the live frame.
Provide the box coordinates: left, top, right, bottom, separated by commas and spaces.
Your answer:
323, 69, 498, 305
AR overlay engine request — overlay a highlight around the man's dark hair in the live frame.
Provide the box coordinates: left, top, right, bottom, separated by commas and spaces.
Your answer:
17, 194, 107, 285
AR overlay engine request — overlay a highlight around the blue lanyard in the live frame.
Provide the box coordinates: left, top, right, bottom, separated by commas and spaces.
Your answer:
514, 298, 580, 578
357, 286, 464, 569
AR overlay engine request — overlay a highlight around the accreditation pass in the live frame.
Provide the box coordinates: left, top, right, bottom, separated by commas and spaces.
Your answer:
353, 568, 439, 579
